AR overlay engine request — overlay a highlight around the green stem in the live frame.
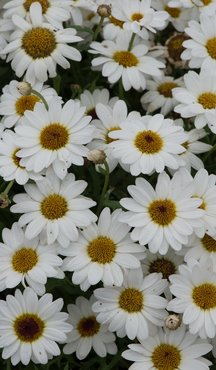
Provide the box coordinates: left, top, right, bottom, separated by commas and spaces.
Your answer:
6, 360, 11, 370
93, 16, 105, 41
96, 161, 110, 215
128, 32, 136, 51
103, 351, 123, 370
2, 180, 14, 196
31, 89, 49, 110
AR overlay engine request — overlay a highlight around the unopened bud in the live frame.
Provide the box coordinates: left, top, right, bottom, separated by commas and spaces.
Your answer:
87, 149, 106, 164
165, 314, 181, 330
97, 4, 112, 17
0, 193, 10, 208
17, 82, 32, 96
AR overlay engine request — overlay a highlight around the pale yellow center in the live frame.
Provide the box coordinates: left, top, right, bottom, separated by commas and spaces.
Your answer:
119, 288, 144, 313
22, 27, 56, 59
198, 92, 216, 109
158, 82, 178, 98
206, 38, 216, 59
192, 283, 216, 310
134, 130, 163, 154
24, 0, 49, 13
131, 13, 143, 22
148, 199, 176, 226
15, 95, 40, 116
87, 236, 116, 264
40, 194, 68, 220
151, 343, 181, 370
40, 123, 69, 150
77, 316, 100, 337
14, 314, 44, 342
12, 248, 38, 273
113, 51, 138, 67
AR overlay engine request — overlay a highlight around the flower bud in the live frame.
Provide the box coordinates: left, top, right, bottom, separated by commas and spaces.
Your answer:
87, 149, 106, 164
0, 193, 10, 208
165, 314, 181, 330
97, 4, 112, 17
17, 82, 32, 96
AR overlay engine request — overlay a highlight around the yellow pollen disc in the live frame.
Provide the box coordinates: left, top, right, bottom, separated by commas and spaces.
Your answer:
109, 16, 124, 28
14, 313, 44, 342
22, 27, 56, 59
12, 248, 38, 273
149, 258, 176, 279
164, 5, 181, 18
202, 0, 212, 5
148, 199, 176, 226
77, 316, 100, 337
113, 51, 138, 67
198, 92, 216, 109
134, 130, 163, 154
40, 123, 69, 150
201, 234, 216, 252
167, 34, 188, 61
41, 194, 68, 220
192, 283, 216, 310
119, 288, 144, 313
151, 343, 181, 370
206, 38, 216, 59
182, 141, 189, 150
158, 82, 178, 98
105, 126, 120, 144
131, 13, 144, 22
12, 149, 25, 169
24, 0, 50, 13
15, 95, 40, 116
87, 236, 116, 264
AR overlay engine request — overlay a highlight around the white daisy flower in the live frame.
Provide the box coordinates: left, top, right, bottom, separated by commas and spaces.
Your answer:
1, 3, 82, 84
89, 32, 165, 91
140, 75, 182, 115
185, 234, 216, 273
0, 80, 58, 128
93, 268, 168, 341
61, 208, 146, 291
169, 0, 216, 15
0, 287, 72, 365
79, 88, 118, 120
10, 168, 97, 247
173, 70, 216, 132
0, 222, 64, 295
102, 13, 126, 41
3, 0, 72, 29
109, 114, 187, 176
63, 295, 117, 360
167, 259, 216, 339
122, 326, 212, 370
0, 130, 42, 185
14, 97, 94, 179
119, 170, 204, 255
182, 14, 216, 70
88, 99, 140, 172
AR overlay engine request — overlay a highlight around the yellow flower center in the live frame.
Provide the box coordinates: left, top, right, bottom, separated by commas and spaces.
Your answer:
12, 149, 25, 169
148, 199, 176, 226
131, 13, 144, 22
109, 16, 124, 28
14, 314, 44, 342
15, 95, 40, 116
158, 82, 178, 98
41, 194, 68, 220
105, 126, 120, 144
40, 123, 69, 151
119, 288, 144, 313
12, 248, 38, 273
151, 343, 181, 370
134, 130, 163, 154
167, 34, 188, 62
24, 0, 50, 13
198, 92, 216, 109
22, 27, 56, 59
201, 234, 216, 252
164, 5, 181, 18
206, 38, 216, 59
77, 316, 100, 337
87, 236, 116, 264
113, 51, 138, 67
202, 0, 212, 5
149, 258, 176, 279
192, 283, 216, 309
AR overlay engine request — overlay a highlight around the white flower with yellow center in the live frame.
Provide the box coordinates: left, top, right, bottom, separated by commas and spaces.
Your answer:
141, 75, 182, 115
0, 287, 72, 366
79, 88, 118, 120
0, 222, 64, 295
14, 98, 94, 179
120, 170, 204, 255
3, 0, 71, 29
10, 169, 97, 247
169, 0, 216, 15
168, 260, 216, 339
0, 80, 58, 128
173, 70, 216, 132
93, 268, 168, 341
1, 3, 82, 84
185, 234, 216, 272
109, 114, 187, 176
89, 33, 165, 91
61, 208, 146, 291
122, 326, 212, 370
63, 295, 117, 360
182, 14, 216, 70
